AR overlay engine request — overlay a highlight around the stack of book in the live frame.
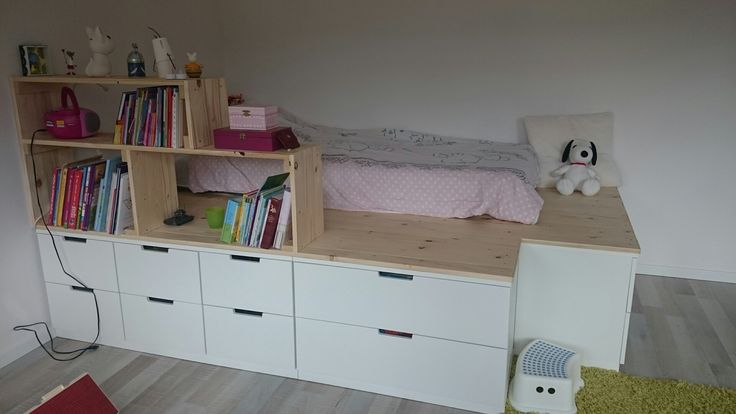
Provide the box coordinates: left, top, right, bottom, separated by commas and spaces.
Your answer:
47, 157, 133, 234
113, 86, 182, 148
220, 172, 292, 249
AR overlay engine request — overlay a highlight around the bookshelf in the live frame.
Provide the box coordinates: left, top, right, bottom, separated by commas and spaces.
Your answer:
10, 76, 324, 252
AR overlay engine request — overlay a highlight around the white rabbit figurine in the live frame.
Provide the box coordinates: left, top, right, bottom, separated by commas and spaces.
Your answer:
85, 26, 115, 77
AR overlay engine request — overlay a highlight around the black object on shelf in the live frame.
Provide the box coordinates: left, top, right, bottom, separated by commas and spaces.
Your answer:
163, 209, 193, 226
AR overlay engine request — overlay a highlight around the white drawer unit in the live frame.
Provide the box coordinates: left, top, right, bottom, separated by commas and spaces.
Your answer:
120, 293, 205, 358
204, 305, 295, 377
296, 318, 508, 414
514, 243, 637, 370
45, 282, 124, 347
115, 242, 201, 304
37, 234, 118, 292
200, 252, 293, 316
294, 262, 510, 347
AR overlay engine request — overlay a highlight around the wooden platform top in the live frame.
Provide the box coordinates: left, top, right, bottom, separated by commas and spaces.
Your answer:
298, 187, 639, 282
12, 75, 203, 86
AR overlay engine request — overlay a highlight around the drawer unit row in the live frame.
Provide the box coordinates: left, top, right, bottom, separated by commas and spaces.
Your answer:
38, 233, 512, 413
38, 234, 293, 313
46, 282, 297, 376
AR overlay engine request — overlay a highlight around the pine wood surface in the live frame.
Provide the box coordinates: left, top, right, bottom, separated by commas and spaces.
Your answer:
11, 75, 196, 86
299, 187, 639, 282
23, 132, 317, 160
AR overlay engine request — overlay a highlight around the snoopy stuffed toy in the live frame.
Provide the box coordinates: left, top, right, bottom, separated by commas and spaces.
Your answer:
551, 139, 600, 196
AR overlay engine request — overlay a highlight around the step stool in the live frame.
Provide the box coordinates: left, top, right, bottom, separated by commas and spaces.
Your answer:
508, 339, 584, 414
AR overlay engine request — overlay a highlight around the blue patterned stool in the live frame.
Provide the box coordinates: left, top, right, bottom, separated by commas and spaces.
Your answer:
509, 339, 584, 414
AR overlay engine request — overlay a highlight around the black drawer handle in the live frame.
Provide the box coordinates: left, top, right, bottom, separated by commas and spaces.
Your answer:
378, 329, 413, 339
143, 245, 169, 253
63, 236, 87, 243
378, 271, 413, 281
71, 286, 93, 293
233, 308, 263, 317
230, 255, 260, 262
147, 296, 174, 304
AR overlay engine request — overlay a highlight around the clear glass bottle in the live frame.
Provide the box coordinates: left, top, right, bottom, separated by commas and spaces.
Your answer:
127, 43, 146, 77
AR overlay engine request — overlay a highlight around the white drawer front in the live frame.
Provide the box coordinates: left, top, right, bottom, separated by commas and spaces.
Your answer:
115, 242, 200, 303
296, 318, 507, 414
200, 252, 293, 316
121, 293, 205, 358
46, 282, 124, 347
38, 234, 118, 291
204, 305, 295, 376
294, 262, 509, 347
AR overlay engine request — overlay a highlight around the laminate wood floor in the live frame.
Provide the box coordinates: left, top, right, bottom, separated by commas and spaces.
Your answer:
621, 274, 736, 388
1, 275, 734, 414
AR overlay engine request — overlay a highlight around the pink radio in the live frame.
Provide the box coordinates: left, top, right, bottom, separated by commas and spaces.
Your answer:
44, 87, 100, 139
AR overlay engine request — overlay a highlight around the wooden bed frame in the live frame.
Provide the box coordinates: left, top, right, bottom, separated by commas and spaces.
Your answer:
12, 76, 639, 413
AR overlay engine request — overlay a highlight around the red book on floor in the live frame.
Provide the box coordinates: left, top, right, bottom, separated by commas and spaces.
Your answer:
28, 373, 117, 414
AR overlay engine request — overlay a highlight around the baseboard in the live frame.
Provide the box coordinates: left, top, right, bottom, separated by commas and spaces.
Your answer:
637, 264, 736, 284
0, 337, 41, 370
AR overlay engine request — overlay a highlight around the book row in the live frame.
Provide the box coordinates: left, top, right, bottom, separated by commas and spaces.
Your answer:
46, 157, 133, 234
220, 172, 292, 250
113, 86, 182, 148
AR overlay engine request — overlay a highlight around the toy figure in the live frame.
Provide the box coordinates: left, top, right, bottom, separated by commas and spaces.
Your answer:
551, 139, 601, 196
62, 49, 76, 75
84, 26, 115, 77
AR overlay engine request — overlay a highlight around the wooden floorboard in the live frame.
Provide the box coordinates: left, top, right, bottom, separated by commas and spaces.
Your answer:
621, 275, 736, 388
1, 275, 734, 413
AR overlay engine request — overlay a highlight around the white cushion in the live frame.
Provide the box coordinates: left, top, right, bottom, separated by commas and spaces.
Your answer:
524, 112, 621, 187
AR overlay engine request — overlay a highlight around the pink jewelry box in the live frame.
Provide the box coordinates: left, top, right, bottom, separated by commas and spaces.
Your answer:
213, 126, 298, 151
228, 105, 278, 130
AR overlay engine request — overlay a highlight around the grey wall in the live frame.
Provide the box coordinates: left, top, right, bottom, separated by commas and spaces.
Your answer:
0, 0, 224, 368
218, 0, 736, 280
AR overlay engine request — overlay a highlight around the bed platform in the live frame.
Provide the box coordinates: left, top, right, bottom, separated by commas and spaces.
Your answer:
299, 187, 639, 282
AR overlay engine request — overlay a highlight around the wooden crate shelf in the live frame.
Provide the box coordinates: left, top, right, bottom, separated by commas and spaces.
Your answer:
12, 76, 324, 253
23, 131, 319, 160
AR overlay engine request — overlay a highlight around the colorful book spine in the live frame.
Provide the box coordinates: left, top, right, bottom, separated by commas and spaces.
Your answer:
260, 198, 282, 249
47, 167, 60, 223
219, 198, 240, 243
105, 169, 120, 234
95, 157, 122, 232
85, 162, 106, 231
67, 169, 83, 229
274, 189, 292, 249
79, 165, 95, 230
57, 168, 70, 226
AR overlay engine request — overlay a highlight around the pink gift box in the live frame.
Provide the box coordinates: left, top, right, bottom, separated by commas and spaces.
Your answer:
228, 105, 278, 130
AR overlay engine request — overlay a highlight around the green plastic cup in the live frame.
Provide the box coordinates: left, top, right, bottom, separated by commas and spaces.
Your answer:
205, 206, 226, 229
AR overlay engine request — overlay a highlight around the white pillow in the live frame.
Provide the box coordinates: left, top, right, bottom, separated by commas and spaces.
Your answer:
524, 112, 621, 187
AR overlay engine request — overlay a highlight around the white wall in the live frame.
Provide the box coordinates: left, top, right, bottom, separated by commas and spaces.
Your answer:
1, 0, 734, 369
218, 0, 736, 280
0, 0, 224, 368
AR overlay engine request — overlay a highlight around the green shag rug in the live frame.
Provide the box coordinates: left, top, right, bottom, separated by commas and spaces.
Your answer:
505, 366, 736, 414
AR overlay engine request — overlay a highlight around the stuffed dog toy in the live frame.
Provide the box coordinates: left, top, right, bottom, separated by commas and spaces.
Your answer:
551, 139, 600, 196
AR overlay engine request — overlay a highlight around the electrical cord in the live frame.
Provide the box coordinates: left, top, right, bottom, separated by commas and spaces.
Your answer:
13, 128, 101, 361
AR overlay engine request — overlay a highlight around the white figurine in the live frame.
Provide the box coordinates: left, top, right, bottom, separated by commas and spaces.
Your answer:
551, 139, 601, 196
85, 26, 115, 77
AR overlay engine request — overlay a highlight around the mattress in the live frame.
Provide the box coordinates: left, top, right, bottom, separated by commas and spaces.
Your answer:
188, 112, 543, 224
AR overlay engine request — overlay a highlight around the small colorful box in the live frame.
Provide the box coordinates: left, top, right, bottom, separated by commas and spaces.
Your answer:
228, 105, 278, 130
213, 126, 298, 152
